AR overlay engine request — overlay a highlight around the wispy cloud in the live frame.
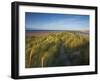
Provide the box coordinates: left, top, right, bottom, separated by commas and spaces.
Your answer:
25, 12, 89, 30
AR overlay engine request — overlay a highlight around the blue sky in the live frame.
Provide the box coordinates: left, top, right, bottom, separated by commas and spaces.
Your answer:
25, 12, 89, 30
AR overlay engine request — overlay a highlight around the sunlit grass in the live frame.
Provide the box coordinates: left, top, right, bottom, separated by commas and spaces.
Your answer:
25, 32, 89, 68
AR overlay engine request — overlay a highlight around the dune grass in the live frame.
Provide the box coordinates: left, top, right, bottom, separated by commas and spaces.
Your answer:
25, 31, 89, 68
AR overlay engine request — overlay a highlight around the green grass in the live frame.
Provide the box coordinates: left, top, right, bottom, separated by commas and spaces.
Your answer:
25, 31, 89, 68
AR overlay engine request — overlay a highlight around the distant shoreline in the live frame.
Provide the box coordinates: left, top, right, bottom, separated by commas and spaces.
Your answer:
26, 30, 89, 37
26, 30, 89, 32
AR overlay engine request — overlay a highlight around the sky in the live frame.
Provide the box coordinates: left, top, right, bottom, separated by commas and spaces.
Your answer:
25, 12, 89, 30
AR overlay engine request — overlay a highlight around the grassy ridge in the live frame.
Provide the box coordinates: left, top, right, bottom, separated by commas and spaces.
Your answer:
25, 32, 89, 68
